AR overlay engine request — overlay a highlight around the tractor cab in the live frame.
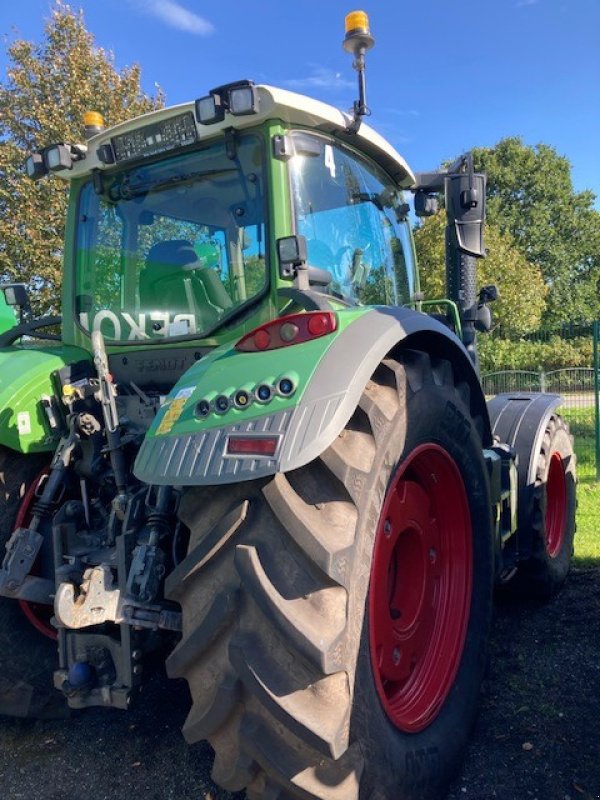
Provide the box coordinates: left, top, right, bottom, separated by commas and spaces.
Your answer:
26, 80, 417, 356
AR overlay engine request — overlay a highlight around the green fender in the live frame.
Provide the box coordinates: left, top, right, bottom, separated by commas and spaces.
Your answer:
0, 344, 90, 453
134, 306, 491, 486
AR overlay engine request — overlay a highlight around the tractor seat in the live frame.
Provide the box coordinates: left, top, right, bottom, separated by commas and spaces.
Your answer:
140, 240, 232, 328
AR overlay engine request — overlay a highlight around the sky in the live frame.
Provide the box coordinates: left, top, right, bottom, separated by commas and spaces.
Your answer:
0, 0, 599, 205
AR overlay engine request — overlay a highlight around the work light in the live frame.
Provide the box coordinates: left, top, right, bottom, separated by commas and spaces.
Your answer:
195, 94, 225, 125
229, 85, 259, 116
24, 152, 47, 180
44, 144, 73, 172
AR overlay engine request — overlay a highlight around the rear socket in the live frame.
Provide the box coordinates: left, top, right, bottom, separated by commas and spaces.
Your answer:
214, 394, 231, 414
195, 399, 211, 418
234, 389, 251, 409
277, 377, 296, 397
255, 384, 273, 404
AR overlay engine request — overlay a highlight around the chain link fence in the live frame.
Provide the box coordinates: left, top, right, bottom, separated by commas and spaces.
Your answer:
481, 322, 599, 481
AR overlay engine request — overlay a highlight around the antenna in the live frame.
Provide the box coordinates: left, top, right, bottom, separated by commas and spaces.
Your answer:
342, 10, 375, 134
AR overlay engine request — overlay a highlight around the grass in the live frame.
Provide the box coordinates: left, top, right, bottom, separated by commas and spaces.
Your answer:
560, 406, 600, 564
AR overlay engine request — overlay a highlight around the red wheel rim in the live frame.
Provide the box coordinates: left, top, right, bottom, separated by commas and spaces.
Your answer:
545, 452, 567, 559
369, 443, 473, 733
14, 468, 57, 640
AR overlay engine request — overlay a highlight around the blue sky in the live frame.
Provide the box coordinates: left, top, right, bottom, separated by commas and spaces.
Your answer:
1, 0, 599, 205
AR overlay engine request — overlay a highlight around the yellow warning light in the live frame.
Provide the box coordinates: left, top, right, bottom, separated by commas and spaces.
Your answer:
344, 10, 370, 35
62, 384, 77, 399
343, 10, 374, 56
84, 111, 105, 129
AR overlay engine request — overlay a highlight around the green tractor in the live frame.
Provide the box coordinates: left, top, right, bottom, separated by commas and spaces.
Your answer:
0, 11, 576, 800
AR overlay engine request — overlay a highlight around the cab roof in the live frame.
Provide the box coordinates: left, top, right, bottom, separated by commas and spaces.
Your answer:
65, 84, 415, 188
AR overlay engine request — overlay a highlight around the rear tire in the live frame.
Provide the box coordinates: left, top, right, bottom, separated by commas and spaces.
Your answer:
507, 414, 576, 601
167, 350, 494, 799
0, 447, 66, 719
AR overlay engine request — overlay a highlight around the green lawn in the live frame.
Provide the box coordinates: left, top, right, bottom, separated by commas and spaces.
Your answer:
560, 406, 600, 564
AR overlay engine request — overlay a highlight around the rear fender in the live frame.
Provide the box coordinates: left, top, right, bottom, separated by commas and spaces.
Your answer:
278, 307, 492, 471
134, 307, 491, 486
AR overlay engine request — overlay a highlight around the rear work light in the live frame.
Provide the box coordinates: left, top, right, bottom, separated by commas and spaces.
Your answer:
226, 436, 279, 457
236, 312, 337, 353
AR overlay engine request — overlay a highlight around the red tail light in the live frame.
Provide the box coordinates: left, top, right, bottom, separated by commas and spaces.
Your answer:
236, 312, 337, 352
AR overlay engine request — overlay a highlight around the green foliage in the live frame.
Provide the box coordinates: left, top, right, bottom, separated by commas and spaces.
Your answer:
0, 2, 163, 313
472, 138, 600, 326
414, 210, 547, 334
560, 406, 600, 562
478, 334, 592, 373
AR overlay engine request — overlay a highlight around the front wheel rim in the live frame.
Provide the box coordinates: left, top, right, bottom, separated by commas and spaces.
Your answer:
545, 451, 567, 559
369, 443, 473, 733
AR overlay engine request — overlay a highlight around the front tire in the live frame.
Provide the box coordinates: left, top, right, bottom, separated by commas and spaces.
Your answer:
168, 350, 494, 800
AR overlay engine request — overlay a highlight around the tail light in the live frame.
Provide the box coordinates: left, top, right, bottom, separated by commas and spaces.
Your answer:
236, 312, 337, 353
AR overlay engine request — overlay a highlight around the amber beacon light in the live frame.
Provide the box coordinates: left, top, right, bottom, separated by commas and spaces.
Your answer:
342, 11, 375, 134
83, 111, 105, 139
343, 10, 374, 50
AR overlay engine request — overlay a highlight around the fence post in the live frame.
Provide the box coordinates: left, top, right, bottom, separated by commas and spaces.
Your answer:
594, 321, 600, 481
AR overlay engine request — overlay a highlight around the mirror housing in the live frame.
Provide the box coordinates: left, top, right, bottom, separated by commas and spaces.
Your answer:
445, 172, 486, 258
2, 283, 30, 310
277, 235, 307, 279
1, 283, 31, 321
414, 192, 439, 217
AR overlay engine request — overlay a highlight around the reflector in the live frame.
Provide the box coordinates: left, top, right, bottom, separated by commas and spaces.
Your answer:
227, 436, 279, 457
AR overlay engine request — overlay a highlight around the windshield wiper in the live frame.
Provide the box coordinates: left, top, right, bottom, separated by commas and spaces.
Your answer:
111, 168, 238, 201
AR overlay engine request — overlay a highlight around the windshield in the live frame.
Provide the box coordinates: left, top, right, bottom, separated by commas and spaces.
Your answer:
75, 134, 267, 341
289, 132, 416, 305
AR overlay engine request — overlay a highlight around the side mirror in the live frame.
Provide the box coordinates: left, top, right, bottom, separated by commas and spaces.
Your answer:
2, 283, 31, 317
277, 235, 307, 279
445, 173, 486, 257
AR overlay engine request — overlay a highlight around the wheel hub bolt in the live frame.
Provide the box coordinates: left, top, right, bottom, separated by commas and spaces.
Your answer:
392, 647, 400, 665
384, 519, 392, 537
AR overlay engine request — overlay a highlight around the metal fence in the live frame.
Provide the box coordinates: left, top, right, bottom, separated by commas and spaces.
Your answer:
481, 322, 600, 481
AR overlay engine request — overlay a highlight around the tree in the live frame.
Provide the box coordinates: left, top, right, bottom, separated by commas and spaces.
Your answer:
0, 2, 164, 313
414, 210, 547, 335
472, 138, 600, 325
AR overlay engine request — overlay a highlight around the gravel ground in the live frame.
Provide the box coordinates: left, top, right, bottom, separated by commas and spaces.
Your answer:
1, 566, 598, 800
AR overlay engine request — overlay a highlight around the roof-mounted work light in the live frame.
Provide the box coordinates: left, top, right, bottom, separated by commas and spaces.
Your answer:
24, 142, 86, 179
44, 143, 74, 172
229, 84, 259, 116
195, 93, 225, 125
342, 10, 375, 134
195, 80, 259, 125
24, 152, 47, 181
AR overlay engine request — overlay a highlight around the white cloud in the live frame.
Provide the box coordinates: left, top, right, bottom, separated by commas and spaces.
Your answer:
139, 1, 214, 35
386, 108, 420, 118
283, 66, 354, 92
515, 0, 539, 6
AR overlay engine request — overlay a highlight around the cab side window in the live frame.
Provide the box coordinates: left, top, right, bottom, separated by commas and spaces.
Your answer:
289, 134, 415, 305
